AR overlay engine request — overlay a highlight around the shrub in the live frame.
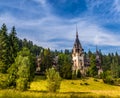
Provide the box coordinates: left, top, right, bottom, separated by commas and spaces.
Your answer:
16, 78, 29, 91
103, 76, 114, 85
114, 78, 120, 86
0, 73, 9, 89
102, 71, 115, 85
0, 61, 6, 73
46, 67, 61, 92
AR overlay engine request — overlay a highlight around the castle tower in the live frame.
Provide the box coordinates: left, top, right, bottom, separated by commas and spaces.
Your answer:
72, 26, 85, 75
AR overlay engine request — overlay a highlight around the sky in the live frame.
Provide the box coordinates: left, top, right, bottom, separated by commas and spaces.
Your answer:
0, 0, 120, 54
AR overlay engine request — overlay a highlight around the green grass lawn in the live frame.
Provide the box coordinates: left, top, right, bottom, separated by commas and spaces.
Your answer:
0, 76, 120, 98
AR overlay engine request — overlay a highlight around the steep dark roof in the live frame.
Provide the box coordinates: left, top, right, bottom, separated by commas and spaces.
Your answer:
74, 31, 82, 49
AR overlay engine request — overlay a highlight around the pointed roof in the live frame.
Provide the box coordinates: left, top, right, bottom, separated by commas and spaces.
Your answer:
74, 25, 82, 49
96, 45, 99, 55
96, 45, 101, 60
76, 24, 78, 38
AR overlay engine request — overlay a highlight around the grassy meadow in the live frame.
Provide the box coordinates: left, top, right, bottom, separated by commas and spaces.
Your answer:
0, 76, 120, 98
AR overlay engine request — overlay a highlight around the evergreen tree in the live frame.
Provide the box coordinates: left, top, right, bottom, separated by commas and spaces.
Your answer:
0, 24, 9, 72
9, 26, 19, 64
58, 53, 72, 79
88, 54, 98, 77
110, 59, 119, 78
41, 48, 52, 71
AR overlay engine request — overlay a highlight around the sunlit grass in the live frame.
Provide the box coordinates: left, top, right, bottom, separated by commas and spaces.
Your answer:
0, 76, 120, 98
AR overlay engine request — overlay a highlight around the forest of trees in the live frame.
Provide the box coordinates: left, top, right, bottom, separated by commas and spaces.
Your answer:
0, 23, 120, 91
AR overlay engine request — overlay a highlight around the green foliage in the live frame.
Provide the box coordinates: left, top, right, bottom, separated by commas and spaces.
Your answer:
8, 26, 19, 64
16, 78, 29, 91
0, 61, 6, 73
0, 24, 9, 71
114, 78, 120, 86
103, 76, 114, 85
58, 53, 72, 79
46, 68, 61, 92
87, 54, 98, 77
17, 56, 30, 79
102, 71, 114, 85
17, 47, 35, 81
110, 60, 119, 78
7, 64, 17, 87
42, 49, 53, 70
60, 62, 72, 79
7, 47, 34, 90
0, 73, 8, 89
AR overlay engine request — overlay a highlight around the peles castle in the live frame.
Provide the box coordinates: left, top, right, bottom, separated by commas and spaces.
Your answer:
35, 26, 103, 76
72, 27, 103, 76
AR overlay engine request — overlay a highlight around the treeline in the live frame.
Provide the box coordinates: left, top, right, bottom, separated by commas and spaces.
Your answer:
0, 23, 120, 91
0, 24, 43, 90
85, 50, 120, 78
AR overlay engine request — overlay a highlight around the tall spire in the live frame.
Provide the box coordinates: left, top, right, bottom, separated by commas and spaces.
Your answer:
96, 45, 98, 51
96, 45, 99, 53
96, 45, 99, 55
76, 24, 78, 38
74, 24, 82, 49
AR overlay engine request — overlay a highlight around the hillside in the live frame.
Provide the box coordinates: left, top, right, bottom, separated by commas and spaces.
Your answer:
0, 76, 120, 98
1, 76, 120, 98
23, 76, 120, 97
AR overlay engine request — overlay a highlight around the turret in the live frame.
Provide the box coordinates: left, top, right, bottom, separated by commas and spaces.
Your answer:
72, 26, 85, 76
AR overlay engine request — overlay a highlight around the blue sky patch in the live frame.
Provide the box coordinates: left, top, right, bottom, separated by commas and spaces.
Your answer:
0, 0, 120, 54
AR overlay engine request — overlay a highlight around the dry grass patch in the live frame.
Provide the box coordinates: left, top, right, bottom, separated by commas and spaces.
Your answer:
0, 76, 120, 98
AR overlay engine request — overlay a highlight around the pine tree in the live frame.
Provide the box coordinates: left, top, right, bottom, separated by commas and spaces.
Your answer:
9, 26, 19, 64
0, 24, 9, 72
110, 59, 119, 78
42, 48, 52, 70
58, 53, 72, 79
88, 54, 98, 77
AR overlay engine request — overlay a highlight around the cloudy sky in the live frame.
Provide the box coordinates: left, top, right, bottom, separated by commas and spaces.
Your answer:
0, 0, 120, 53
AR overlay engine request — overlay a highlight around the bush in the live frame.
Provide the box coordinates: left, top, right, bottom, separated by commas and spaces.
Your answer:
0, 73, 9, 89
46, 67, 61, 92
102, 71, 115, 85
0, 61, 6, 73
16, 78, 29, 91
103, 76, 114, 85
114, 78, 120, 86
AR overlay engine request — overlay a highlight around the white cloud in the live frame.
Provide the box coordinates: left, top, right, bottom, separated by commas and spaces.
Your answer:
1, 11, 120, 51
113, 0, 120, 13
0, 0, 120, 53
